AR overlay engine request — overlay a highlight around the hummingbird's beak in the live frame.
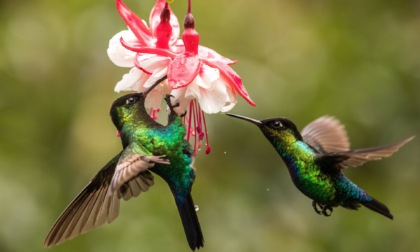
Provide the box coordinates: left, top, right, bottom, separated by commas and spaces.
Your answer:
144, 75, 168, 96
226, 113, 262, 126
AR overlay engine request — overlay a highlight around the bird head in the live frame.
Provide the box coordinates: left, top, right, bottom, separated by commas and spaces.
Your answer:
226, 113, 303, 145
110, 76, 167, 130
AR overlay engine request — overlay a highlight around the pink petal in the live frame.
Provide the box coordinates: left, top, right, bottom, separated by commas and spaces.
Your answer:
149, 0, 167, 30
116, 0, 152, 46
202, 59, 256, 106
149, 0, 180, 46
168, 55, 202, 89
170, 39, 186, 54
120, 37, 177, 58
198, 45, 236, 65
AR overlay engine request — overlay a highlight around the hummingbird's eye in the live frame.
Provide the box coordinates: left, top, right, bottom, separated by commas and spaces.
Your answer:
125, 97, 137, 105
271, 120, 283, 129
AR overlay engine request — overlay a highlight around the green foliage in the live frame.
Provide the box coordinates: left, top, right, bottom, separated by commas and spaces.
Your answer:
1, 0, 419, 251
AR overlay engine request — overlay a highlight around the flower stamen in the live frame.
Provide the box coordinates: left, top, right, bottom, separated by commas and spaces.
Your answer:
202, 110, 211, 154
149, 108, 161, 120
182, 100, 211, 155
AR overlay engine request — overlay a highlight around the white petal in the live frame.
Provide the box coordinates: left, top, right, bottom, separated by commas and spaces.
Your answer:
218, 76, 238, 112
195, 75, 238, 114
144, 67, 168, 88
170, 87, 191, 115
145, 89, 164, 109
142, 68, 170, 109
184, 79, 202, 100
220, 101, 237, 113
137, 56, 170, 76
197, 86, 228, 114
107, 30, 137, 67
198, 65, 220, 88
114, 68, 148, 93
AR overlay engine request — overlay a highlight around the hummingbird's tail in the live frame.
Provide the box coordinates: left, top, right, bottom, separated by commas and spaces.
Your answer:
175, 192, 204, 250
361, 197, 393, 220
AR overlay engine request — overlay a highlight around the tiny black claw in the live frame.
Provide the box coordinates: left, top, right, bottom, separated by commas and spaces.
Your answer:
322, 206, 333, 217
164, 94, 172, 104
312, 201, 323, 215
165, 95, 180, 110
180, 111, 187, 117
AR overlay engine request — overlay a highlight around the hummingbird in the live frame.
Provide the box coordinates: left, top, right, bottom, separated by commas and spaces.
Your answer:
44, 76, 204, 250
227, 114, 414, 219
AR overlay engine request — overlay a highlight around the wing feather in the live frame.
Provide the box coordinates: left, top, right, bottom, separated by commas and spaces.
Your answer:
301, 116, 350, 153
108, 152, 169, 196
44, 151, 162, 247
44, 154, 121, 247
45, 144, 170, 248
338, 136, 414, 169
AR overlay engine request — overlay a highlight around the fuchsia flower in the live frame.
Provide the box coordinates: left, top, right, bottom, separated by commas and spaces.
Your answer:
108, 0, 179, 112
108, 0, 255, 155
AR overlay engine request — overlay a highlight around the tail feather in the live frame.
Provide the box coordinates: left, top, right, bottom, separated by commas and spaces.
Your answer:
361, 197, 393, 220
175, 193, 204, 250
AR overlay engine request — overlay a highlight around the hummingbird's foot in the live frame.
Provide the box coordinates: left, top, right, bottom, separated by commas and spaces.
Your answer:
322, 206, 333, 217
179, 111, 187, 117
164, 95, 183, 122
312, 201, 333, 217
164, 94, 180, 113
312, 201, 323, 215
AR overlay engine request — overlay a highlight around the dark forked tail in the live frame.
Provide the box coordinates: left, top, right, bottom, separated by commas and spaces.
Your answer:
175, 192, 204, 250
361, 197, 393, 220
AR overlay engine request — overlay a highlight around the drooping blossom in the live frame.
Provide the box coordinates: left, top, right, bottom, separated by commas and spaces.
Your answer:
108, 0, 255, 155
108, 0, 179, 114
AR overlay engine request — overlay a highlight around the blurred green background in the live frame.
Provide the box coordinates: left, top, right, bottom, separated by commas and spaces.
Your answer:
1, 0, 419, 251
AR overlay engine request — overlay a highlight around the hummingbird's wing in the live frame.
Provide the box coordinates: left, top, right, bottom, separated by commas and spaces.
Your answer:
44, 150, 163, 248
301, 116, 350, 153
336, 136, 414, 169
319, 136, 414, 170
44, 153, 122, 247
108, 143, 170, 197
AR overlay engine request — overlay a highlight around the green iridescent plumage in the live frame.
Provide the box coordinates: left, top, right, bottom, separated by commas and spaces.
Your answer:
112, 92, 195, 195
228, 113, 414, 219
45, 77, 203, 250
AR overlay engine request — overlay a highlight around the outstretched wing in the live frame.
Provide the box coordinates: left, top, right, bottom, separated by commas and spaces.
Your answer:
318, 136, 414, 171
44, 153, 122, 247
336, 136, 414, 169
44, 147, 169, 248
301, 116, 350, 153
